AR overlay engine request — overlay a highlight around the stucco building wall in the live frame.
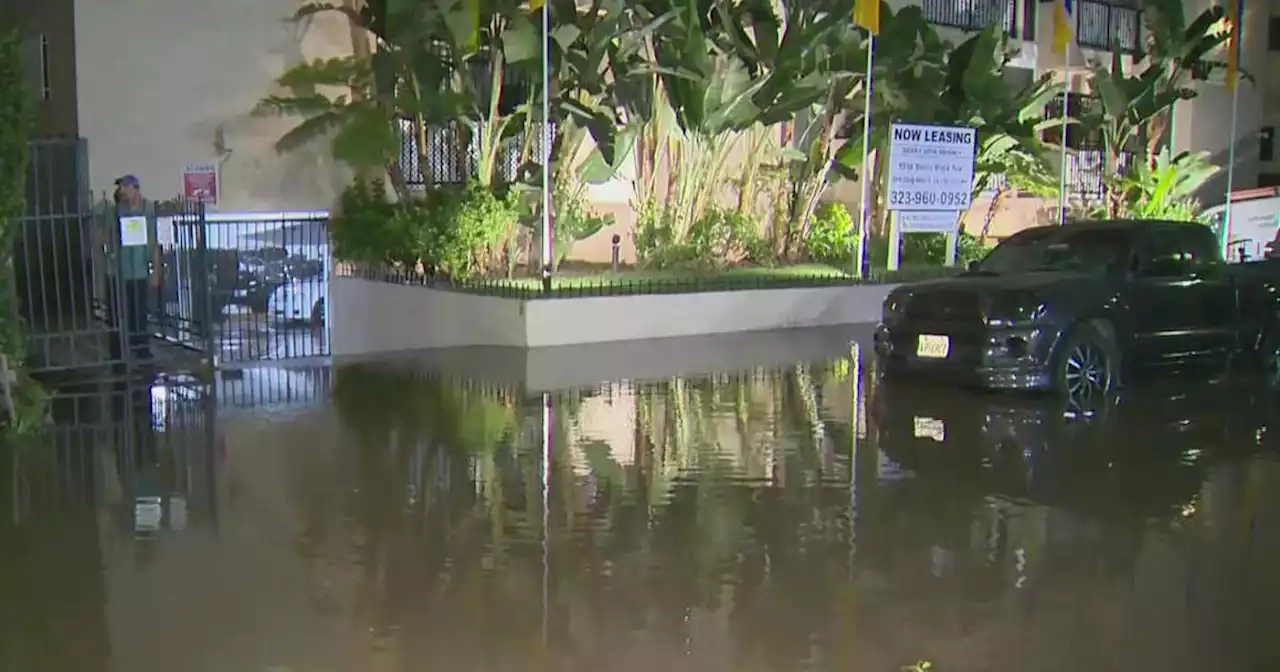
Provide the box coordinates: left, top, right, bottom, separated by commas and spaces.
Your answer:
72, 0, 354, 209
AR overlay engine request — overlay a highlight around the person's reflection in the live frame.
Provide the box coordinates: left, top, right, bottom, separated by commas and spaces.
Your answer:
112, 376, 163, 568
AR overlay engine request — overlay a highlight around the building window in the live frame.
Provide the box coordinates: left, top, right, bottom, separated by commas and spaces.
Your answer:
1269, 17, 1280, 51
20, 34, 49, 101
1261, 126, 1275, 162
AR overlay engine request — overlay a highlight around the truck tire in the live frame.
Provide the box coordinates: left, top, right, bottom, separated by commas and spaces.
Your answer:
1050, 322, 1120, 399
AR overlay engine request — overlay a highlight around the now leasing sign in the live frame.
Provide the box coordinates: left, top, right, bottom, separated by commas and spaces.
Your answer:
886, 123, 977, 212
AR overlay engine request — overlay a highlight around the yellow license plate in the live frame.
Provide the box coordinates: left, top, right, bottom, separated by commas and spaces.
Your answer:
916, 334, 950, 358
913, 416, 945, 442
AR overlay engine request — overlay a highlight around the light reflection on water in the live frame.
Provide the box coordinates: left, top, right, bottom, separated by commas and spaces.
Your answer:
2, 355, 1280, 671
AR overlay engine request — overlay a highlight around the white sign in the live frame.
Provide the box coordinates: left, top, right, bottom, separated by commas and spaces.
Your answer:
899, 210, 960, 233
119, 216, 148, 246
886, 123, 977, 212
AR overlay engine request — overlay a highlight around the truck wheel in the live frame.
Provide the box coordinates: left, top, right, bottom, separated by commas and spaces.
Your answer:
1051, 323, 1119, 399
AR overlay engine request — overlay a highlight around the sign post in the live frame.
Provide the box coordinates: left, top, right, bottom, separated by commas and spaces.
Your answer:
885, 123, 977, 270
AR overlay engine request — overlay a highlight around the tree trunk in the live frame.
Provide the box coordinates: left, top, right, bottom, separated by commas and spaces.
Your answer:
977, 187, 1007, 244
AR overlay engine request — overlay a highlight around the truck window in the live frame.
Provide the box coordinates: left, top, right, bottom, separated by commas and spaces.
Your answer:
1138, 230, 1190, 277
977, 228, 1132, 275
1176, 225, 1220, 267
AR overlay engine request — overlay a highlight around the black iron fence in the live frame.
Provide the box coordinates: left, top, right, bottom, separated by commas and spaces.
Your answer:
16, 148, 332, 381
190, 212, 330, 364
1075, 0, 1142, 53
397, 119, 550, 186
216, 364, 331, 410
921, 0, 1024, 37
336, 261, 960, 300
1065, 149, 1134, 201
1, 375, 215, 530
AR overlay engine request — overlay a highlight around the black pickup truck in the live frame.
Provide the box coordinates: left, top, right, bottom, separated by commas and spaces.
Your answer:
874, 219, 1280, 396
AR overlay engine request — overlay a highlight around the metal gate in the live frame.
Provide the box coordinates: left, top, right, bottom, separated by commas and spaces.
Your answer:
15, 138, 330, 385
16, 137, 132, 378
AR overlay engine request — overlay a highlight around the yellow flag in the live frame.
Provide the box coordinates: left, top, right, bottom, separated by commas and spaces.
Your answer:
1226, 0, 1243, 91
853, 0, 879, 36
530, 0, 544, 10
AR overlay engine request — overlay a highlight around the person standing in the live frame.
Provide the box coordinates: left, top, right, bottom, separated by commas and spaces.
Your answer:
109, 175, 162, 362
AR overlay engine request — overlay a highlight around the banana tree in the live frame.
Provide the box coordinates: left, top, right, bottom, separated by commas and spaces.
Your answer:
1109, 148, 1219, 220
1139, 0, 1230, 165
1077, 50, 1197, 217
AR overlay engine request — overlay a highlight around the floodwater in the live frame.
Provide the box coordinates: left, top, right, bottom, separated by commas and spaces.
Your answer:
3, 354, 1280, 672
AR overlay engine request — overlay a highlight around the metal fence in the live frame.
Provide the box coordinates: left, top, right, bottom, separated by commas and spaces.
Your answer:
182, 212, 330, 364
335, 261, 957, 300
16, 138, 128, 376
1075, 0, 1142, 53
1065, 149, 1134, 202
16, 141, 331, 387
0, 374, 215, 529
397, 119, 550, 186
921, 0, 1021, 36
216, 364, 332, 410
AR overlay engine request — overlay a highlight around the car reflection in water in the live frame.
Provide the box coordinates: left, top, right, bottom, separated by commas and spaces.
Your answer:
863, 375, 1278, 603
874, 378, 1272, 516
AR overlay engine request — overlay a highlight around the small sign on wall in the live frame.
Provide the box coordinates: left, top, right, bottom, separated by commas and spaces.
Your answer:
182, 162, 219, 205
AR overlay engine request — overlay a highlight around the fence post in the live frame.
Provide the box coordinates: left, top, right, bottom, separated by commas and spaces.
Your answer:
193, 200, 217, 367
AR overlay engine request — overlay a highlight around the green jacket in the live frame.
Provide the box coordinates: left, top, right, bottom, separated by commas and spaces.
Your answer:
102, 199, 158, 280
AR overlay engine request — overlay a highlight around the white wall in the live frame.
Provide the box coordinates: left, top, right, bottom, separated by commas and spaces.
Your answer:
74, 0, 354, 210
329, 277, 528, 354
330, 278, 892, 354
524, 285, 895, 347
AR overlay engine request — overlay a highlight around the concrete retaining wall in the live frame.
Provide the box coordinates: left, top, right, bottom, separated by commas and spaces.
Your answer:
329, 277, 894, 356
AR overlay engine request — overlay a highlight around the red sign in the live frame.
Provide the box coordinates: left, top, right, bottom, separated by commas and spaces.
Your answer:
183, 163, 219, 205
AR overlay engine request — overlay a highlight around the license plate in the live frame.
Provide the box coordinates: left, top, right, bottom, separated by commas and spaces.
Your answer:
913, 416, 945, 442
916, 334, 950, 358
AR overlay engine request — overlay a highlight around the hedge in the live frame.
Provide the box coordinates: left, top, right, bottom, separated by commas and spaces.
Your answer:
0, 31, 44, 433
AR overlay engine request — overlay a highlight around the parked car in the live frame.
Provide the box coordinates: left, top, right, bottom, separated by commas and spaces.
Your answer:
874, 220, 1280, 396
266, 278, 325, 326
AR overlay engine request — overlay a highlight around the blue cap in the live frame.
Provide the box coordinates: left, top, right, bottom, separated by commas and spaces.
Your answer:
117, 174, 140, 188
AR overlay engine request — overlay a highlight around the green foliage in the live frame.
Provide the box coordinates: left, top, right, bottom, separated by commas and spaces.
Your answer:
636, 203, 768, 269
545, 181, 614, 271
866, 231, 987, 269
1084, 149, 1218, 221
803, 201, 857, 266
0, 32, 45, 434
1070, 3, 1230, 214
331, 180, 518, 280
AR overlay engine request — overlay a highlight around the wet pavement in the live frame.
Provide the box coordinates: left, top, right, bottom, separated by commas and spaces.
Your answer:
3, 350, 1280, 671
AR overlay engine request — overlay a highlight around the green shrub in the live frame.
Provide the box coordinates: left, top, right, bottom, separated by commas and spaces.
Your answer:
866, 230, 987, 269
331, 181, 518, 280
0, 32, 45, 434
635, 202, 767, 269
549, 182, 613, 270
804, 201, 857, 265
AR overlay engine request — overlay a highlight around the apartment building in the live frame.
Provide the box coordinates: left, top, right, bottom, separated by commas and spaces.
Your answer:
0, 0, 1268, 227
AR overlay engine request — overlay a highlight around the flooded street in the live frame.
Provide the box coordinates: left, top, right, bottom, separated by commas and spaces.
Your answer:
3, 351, 1280, 671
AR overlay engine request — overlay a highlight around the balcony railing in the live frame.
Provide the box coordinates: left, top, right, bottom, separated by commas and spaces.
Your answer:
921, 0, 1024, 38
1075, 0, 1142, 53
